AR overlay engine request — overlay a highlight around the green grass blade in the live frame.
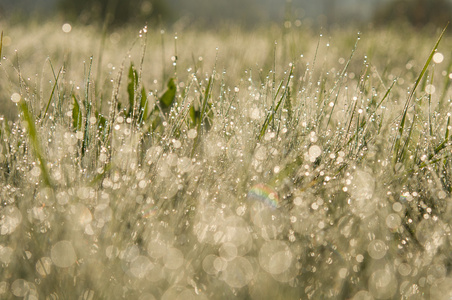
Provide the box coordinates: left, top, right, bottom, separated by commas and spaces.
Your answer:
72, 95, 82, 131
127, 63, 136, 117
431, 115, 451, 159
160, 78, 177, 109
0, 31, 3, 61
259, 65, 294, 140
446, 115, 451, 141
19, 100, 52, 188
40, 65, 62, 122
398, 112, 416, 163
138, 87, 148, 124
393, 25, 447, 165
199, 75, 213, 129
407, 26, 447, 107
324, 35, 360, 129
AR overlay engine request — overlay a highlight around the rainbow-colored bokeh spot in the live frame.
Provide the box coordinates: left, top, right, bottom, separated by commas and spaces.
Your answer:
247, 183, 280, 208
142, 205, 158, 218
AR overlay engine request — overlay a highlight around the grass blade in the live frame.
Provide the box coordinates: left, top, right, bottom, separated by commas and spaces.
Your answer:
259, 65, 294, 140
0, 31, 3, 61
160, 78, 177, 110
19, 99, 52, 188
393, 25, 448, 165
72, 95, 82, 131
39, 64, 62, 122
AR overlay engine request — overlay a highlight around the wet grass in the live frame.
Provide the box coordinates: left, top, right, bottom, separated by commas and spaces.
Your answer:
0, 21, 451, 299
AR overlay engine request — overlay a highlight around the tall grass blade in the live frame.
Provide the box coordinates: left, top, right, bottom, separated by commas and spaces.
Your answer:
19, 100, 52, 187
431, 115, 451, 160
39, 65, 62, 122
0, 31, 3, 61
199, 75, 213, 129
393, 25, 448, 165
160, 77, 177, 110
259, 65, 294, 140
127, 63, 137, 117
72, 95, 82, 131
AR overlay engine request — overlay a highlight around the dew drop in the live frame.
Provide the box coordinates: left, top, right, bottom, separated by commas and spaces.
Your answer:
308, 145, 322, 159
187, 129, 197, 139
433, 52, 444, 64
425, 84, 436, 95
385, 213, 401, 230
398, 263, 412, 276
259, 240, 293, 275
62, 23, 72, 33
219, 242, 238, 261
51, 240, 77, 268
0, 245, 13, 264
351, 290, 374, 300
367, 240, 387, 260
164, 247, 184, 270
11, 279, 29, 297
0, 206, 22, 235
11, 93, 21, 103
221, 256, 255, 288
368, 269, 397, 299
36, 257, 52, 277
202, 254, 219, 275
122, 245, 139, 262
130, 255, 154, 278
0, 282, 8, 294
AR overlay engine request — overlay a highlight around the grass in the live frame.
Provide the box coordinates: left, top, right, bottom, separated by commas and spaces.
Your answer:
0, 20, 451, 299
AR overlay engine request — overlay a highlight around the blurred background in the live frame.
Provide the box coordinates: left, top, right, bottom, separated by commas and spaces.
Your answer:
0, 0, 451, 29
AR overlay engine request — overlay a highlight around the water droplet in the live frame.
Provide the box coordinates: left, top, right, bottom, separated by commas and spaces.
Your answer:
62, 23, 72, 33
425, 84, 436, 95
398, 263, 411, 276
392, 202, 403, 212
202, 254, 219, 275
259, 240, 293, 275
416, 218, 445, 248
130, 255, 154, 278
139, 293, 156, 300
351, 290, 374, 300
122, 245, 139, 262
430, 277, 452, 299
30, 166, 41, 177
367, 240, 387, 259
164, 247, 184, 270
94, 204, 112, 222
105, 246, 118, 260
0, 245, 13, 264
308, 145, 322, 160
0, 282, 8, 294
187, 129, 197, 139
219, 242, 238, 261
0, 206, 22, 235
433, 52, 444, 64
161, 286, 198, 300
51, 241, 77, 268
71, 203, 92, 227
385, 213, 401, 230
36, 257, 52, 277
11, 279, 29, 297
11, 93, 21, 103
221, 256, 255, 288
368, 269, 397, 299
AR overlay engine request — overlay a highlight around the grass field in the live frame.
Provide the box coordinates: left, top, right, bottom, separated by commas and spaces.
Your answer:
0, 20, 451, 299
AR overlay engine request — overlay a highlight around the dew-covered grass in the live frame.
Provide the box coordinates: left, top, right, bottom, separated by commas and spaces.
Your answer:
0, 20, 451, 299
